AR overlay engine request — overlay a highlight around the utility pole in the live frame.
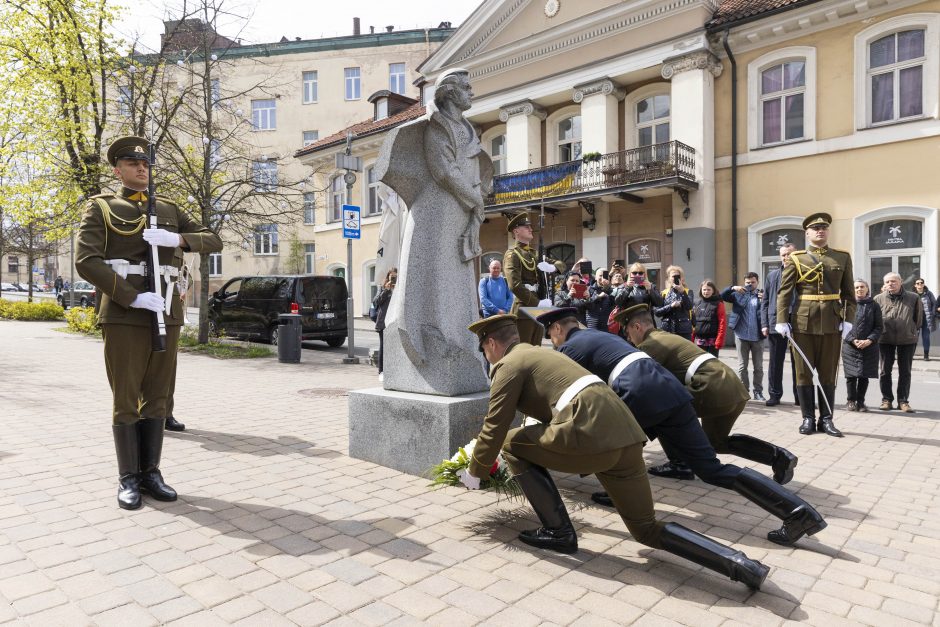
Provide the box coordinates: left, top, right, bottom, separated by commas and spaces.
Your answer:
337, 133, 361, 364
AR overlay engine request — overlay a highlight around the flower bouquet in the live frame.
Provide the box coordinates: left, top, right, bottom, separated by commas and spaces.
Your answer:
428, 439, 522, 500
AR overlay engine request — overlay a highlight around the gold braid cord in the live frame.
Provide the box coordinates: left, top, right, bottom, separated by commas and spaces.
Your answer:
513, 246, 537, 271
94, 197, 146, 237
792, 253, 822, 285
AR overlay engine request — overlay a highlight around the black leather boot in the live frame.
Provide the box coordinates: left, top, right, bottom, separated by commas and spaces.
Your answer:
659, 522, 769, 590
733, 468, 827, 545
112, 424, 142, 510
514, 466, 577, 554
165, 416, 185, 432
726, 434, 798, 485
647, 460, 695, 480
137, 417, 178, 501
817, 385, 843, 437
796, 386, 816, 435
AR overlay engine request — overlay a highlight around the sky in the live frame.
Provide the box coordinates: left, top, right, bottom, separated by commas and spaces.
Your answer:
113, 0, 482, 53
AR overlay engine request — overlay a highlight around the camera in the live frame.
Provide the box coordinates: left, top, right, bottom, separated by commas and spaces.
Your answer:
673, 275, 681, 285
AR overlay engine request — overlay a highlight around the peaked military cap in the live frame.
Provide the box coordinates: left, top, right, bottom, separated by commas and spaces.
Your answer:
468, 313, 518, 350
613, 303, 652, 327
802, 212, 832, 230
532, 306, 579, 338
507, 212, 532, 232
107, 136, 150, 167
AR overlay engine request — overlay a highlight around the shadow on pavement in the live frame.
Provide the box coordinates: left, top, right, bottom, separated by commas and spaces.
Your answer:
840, 432, 940, 446
167, 429, 343, 459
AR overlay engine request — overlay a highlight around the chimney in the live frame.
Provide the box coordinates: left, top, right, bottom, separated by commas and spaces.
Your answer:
386, 25, 394, 33
369, 26, 375, 34
353, 17, 360, 36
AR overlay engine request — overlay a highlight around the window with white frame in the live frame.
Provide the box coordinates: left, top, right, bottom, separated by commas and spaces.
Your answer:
208, 252, 222, 276
365, 166, 382, 216
303, 192, 316, 224
211, 79, 221, 108
118, 85, 131, 116
636, 95, 670, 161
302, 71, 318, 104
490, 134, 506, 175
344, 67, 361, 100
760, 61, 805, 145
252, 160, 277, 192
7, 256, 18, 273
365, 262, 378, 304
209, 139, 221, 167
251, 99, 276, 130
304, 244, 316, 274
253, 224, 278, 255
302, 130, 319, 146
330, 176, 344, 221
389, 63, 406, 94
557, 116, 581, 162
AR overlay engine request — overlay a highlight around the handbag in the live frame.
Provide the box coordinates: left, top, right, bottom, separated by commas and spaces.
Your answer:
369, 304, 377, 322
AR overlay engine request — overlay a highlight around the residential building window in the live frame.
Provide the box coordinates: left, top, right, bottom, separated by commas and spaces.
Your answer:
545, 244, 576, 273
637, 95, 670, 162
760, 61, 805, 144
252, 160, 277, 192
759, 227, 803, 279
389, 63, 406, 95
375, 98, 388, 120
303, 192, 316, 224
253, 224, 278, 255
330, 175, 344, 221
7, 256, 18, 273
302, 130, 319, 146
365, 262, 378, 304
251, 98, 276, 130
557, 115, 581, 162
365, 166, 381, 216
480, 251, 503, 278
118, 85, 131, 116
208, 252, 222, 276
211, 79, 221, 108
304, 244, 316, 274
344, 67, 361, 100
329, 265, 346, 280
490, 134, 506, 175
209, 139, 221, 167
868, 218, 924, 292
302, 71, 318, 104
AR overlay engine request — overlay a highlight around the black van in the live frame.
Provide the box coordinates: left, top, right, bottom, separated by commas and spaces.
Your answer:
208, 275, 347, 347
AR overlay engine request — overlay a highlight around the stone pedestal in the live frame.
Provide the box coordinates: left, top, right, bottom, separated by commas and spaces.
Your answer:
348, 388, 490, 477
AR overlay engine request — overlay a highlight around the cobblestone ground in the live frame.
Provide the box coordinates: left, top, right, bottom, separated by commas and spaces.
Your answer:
1, 319, 939, 626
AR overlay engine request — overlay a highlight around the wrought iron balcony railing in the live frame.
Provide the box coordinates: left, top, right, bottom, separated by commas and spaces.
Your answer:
487, 140, 696, 208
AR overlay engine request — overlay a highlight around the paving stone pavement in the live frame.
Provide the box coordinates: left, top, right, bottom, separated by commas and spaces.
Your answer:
2, 319, 939, 626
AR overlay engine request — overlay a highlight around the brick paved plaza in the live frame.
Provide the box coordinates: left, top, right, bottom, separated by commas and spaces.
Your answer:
1, 319, 939, 626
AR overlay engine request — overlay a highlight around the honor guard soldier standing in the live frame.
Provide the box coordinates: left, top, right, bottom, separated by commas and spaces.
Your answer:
503, 212, 565, 345
776, 213, 856, 437
76, 136, 223, 509
459, 314, 770, 589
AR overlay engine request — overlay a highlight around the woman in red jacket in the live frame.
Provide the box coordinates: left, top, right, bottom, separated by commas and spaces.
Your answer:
692, 280, 726, 356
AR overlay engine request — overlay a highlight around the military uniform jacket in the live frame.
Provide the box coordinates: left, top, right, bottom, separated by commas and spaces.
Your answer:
777, 246, 856, 335
468, 342, 646, 478
503, 243, 564, 310
558, 328, 692, 428
637, 329, 749, 415
76, 188, 223, 327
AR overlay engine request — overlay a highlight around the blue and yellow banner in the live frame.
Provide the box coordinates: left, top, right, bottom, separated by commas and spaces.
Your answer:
493, 161, 582, 204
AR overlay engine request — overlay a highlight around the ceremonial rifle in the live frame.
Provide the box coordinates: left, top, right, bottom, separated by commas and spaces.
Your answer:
146, 142, 167, 352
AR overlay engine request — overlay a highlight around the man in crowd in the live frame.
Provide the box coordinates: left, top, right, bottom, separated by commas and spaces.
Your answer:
478, 259, 513, 317
776, 213, 855, 437
722, 272, 765, 401
762, 244, 798, 406
458, 314, 769, 589
874, 272, 922, 412
536, 306, 825, 546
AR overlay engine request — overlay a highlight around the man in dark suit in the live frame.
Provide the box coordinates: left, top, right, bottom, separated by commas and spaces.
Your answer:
761, 243, 797, 406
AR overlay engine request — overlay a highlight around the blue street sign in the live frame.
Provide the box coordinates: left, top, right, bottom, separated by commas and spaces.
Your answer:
342, 204, 361, 240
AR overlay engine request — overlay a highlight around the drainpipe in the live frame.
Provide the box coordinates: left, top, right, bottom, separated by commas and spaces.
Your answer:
722, 29, 738, 282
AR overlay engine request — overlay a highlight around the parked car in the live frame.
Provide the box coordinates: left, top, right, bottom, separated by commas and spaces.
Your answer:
57, 280, 97, 308
12, 282, 30, 292
208, 275, 348, 347
0, 282, 17, 292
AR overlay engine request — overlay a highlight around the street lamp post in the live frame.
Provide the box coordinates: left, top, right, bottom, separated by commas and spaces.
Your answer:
337, 133, 361, 365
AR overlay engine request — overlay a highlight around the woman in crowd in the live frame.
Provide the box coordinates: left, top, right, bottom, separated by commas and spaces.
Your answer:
913, 278, 936, 361
613, 262, 664, 311
692, 280, 726, 356
372, 268, 397, 381
843, 279, 883, 411
655, 265, 693, 340
585, 267, 616, 331
554, 271, 589, 324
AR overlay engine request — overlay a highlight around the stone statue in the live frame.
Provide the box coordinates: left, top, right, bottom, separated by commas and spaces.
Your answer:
374, 186, 406, 284
374, 69, 493, 396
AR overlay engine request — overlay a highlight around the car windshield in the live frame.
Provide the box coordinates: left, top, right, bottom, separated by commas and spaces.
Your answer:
300, 278, 346, 305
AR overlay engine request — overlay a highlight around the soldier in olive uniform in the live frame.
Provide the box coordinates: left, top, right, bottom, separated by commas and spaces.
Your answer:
459, 314, 769, 590
164, 248, 187, 432
503, 212, 565, 345
776, 213, 855, 437
76, 136, 223, 509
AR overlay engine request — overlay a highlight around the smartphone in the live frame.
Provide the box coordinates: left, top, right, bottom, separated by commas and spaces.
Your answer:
673, 275, 680, 285
572, 283, 588, 298
602, 270, 610, 280
580, 262, 593, 278
614, 259, 625, 268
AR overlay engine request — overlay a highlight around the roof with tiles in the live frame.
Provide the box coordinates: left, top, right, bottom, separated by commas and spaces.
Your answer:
707, 0, 822, 28
294, 103, 427, 158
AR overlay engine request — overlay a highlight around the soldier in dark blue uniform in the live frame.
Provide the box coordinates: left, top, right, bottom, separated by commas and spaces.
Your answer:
532, 307, 828, 546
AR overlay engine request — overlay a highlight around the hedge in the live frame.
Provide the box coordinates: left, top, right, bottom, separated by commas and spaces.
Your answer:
0, 299, 64, 321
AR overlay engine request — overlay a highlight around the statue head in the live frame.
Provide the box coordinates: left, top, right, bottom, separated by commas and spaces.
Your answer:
434, 68, 472, 112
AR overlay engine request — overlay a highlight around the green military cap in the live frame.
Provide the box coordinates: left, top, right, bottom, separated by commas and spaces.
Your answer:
468, 313, 518, 350
802, 212, 832, 230
107, 136, 150, 167
532, 306, 579, 338
612, 303, 652, 327
507, 212, 532, 232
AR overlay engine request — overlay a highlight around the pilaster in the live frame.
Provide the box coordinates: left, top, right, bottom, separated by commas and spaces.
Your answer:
499, 100, 546, 171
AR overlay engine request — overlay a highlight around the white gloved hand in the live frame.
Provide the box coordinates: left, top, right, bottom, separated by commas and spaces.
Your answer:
537, 298, 552, 307
537, 261, 556, 273
457, 469, 481, 490
130, 292, 165, 313
143, 228, 182, 248
774, 322, 791, 338
840, 321, 853, 339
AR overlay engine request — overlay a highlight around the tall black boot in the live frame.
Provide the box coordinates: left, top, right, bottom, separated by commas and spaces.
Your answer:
733, 468, 827, 545
817, 385, 843, 437
726, 434, 798, 485
112, 424, 141, 510
796, 386, 816, 435
137, 417, 178, 501
659, 522, 769, 590
513, 466, 577, 554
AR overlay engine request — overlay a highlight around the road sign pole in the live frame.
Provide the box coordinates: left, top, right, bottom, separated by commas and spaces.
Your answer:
342, 182, 360, 365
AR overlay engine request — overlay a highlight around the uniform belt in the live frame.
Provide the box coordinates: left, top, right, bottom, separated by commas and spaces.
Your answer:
800, 294, 840, 301
524, 283, 538, 292
607, 352, 651, 386
105, 259, 179, 279
555, 375, 604, 412
685, 353, 715, 385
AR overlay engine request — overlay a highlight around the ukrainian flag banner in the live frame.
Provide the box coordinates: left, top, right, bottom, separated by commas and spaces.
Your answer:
493, 161, 582, 204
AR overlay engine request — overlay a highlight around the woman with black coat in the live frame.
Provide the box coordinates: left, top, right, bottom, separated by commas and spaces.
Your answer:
373, 268, 397, 381
842, 279, 883, 412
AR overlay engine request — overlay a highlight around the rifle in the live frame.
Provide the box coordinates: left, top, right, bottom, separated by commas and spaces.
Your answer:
537, 201, 549, 301
146, 142, 167, 352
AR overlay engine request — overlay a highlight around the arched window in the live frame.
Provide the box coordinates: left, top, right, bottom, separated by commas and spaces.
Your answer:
545, 243, 576, 272
327, 263, 345, 280
480, 251, 503, 277
747, 216, 804, 281
626, 239, 662, 288
867, 217, 926, 291
557, 116, 582, 163
748, 47, 816, 149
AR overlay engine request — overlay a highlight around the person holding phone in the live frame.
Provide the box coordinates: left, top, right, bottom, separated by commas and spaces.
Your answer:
554, 272, 589, 323
614, 262, 664, 313
373, 268, 397, 381
585, 268, 616, 331
655, 265, 693, 340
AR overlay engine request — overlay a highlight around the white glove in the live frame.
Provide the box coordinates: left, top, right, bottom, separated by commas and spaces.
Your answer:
774, 322, 791, 338
537, 261, 556, 273
130, 292, 165, 313
457, 469, 480, 490
143, 228, 182, 248
537, 298, 552, 307
840, 321, 853, 339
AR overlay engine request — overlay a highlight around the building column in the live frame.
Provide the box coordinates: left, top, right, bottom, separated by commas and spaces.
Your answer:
499, 100, 546, 172
661, 51, 722, 288
573, 79, 624, 268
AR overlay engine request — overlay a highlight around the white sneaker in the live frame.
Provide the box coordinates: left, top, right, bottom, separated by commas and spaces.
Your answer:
378, 373, 384, 382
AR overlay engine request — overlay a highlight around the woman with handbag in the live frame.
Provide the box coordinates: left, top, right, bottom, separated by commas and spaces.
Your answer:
373, 268, 397, 381
843, 279, 883, 412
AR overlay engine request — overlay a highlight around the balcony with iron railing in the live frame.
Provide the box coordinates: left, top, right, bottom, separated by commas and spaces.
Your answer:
485, 140, 697, 210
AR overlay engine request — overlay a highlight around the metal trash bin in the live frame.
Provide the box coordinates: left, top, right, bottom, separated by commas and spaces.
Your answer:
277, 313, 302, 363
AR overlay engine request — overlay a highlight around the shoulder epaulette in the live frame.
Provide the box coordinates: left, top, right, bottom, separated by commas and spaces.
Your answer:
828, 247, 850, 255
88, 193, 114, 199
791, 249, 807, 255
